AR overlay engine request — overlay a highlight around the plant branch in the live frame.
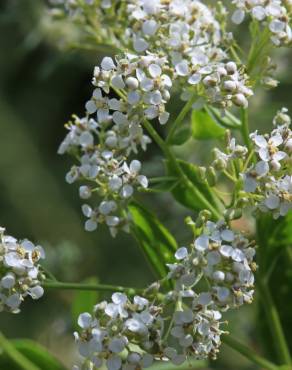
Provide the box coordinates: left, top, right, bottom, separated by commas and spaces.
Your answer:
0, 332, 40, 370
222, 335, 279, 370
166, 93, 197, 144
43, 280, 143, 295
143, 119, 222, 220
240, 108, 252, 151
257, 279, 292, 366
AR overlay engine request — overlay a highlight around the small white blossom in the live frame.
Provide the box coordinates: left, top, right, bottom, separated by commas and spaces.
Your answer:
232, 0, 292, 46
242, 109, 292, 218
73, 293, 162, 370
167, 221, 256, 309
0, 228, 45, 313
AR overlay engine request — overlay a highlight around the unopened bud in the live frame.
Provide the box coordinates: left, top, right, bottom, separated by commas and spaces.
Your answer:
233, 93, 248, 108
125, 77, 139, 90
198, 166, 207, 182
224, 80, 237, 92
226, 61, 237, 74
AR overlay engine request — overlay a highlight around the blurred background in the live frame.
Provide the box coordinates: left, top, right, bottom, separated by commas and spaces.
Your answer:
0, 1, 291, 369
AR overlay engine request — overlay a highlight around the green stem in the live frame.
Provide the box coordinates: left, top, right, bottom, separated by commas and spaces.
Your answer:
222, 335, 279, 370
166, 93, 197, 143
0, 332, 40, 370
43, 280, 142, 295
143, 119, 222, 220
258, 279, 292, 366
230, 45, 242, 64
240, 108, 251, 151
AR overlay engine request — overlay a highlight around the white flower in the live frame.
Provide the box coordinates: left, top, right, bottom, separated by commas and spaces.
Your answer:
0, 228, 45, 313
168, 221, 256, 309
232, 0, 292, 46
241, 110, 292, 218
73, 293, 163, 370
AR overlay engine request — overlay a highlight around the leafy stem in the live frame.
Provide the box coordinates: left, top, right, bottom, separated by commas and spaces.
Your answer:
166, 93, 198, 144
143, 119, 222, 220
240, 108, 252, 151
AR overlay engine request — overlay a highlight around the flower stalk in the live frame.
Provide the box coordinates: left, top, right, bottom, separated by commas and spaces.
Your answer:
43, 280, 143, 296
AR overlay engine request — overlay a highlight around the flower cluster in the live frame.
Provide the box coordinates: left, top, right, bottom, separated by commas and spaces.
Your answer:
166, 306, 224, 362
50, 0, 113, 22
0, 227, 45, 313
213, 135, 248, 171
242, 108, 292, 218
74, 219, 255, 368
89, 53, 172, 126
126, 0, 224, 62
59, 52, 174, 235
59, 116, 148, 236
197, 61, 253, 109
52, 1, 254, 111
73, 293, 163, 370
168, 221, 256, 309
232, 0, 292, 46
125, 1, 253, 109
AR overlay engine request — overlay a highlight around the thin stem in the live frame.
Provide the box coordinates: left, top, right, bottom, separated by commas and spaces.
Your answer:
166, 93, 197, 143
258, 279, 292, 366
230, 45, 242, 64
149, 176, 177, 184
43, 281, 143, 295
0, 332, 40, 370
143, 119, 222, 220
240, 108, 252, 152
223, 170, 237, 183
222, 335, 279, 370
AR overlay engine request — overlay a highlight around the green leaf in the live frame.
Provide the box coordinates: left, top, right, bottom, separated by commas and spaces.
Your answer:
166, 159, 221, 212
168, 125, 192, 146
256, 212, 292, 362
71, 277, 99, 329
256, 211, 292, 273
129, 202, 177, 279
0, 339, 67, 370
191, 109, 225, 140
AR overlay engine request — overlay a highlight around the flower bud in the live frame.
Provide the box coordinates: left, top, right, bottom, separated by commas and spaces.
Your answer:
198, 166, 207, 182
226, 62, 237, 74
223, 80, 237, 92
126, 77, 139, 90
233, 93, 248, 108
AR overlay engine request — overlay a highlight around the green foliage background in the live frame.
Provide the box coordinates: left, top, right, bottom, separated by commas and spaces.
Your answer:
0, 1, 291, 369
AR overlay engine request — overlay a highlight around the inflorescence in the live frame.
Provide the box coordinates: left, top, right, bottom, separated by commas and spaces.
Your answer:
73, 219, 256, 369
0, 227, 45, 313
4, 1, 290, 369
